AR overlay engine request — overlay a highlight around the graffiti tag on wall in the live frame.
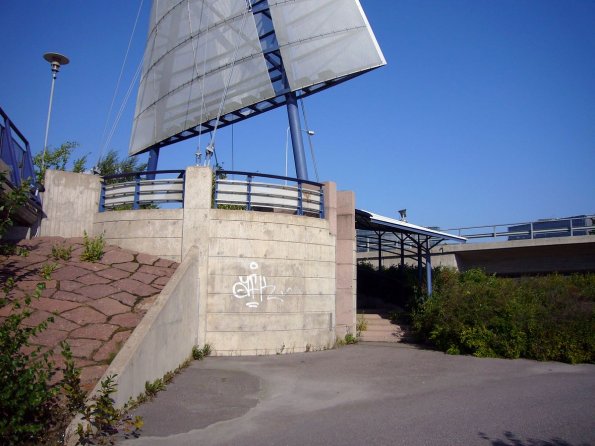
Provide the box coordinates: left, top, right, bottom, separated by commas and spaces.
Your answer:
232, 262, 290, 308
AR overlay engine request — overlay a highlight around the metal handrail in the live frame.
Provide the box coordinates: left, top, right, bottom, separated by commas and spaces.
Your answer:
99, 170, 185, 212
214, 169, 325, 218
0, 106, 40, 205
442, 215, 595, 241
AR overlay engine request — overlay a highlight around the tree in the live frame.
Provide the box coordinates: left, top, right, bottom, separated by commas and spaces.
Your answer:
33, 141, 88, 185
95, 149, 147, 181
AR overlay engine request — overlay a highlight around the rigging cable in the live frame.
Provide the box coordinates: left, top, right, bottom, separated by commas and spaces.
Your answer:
299, 98, 320, 182
205, 0, 253, 166
101, 60, 143, 164
185, 0, 208, 165
97, 0, 145, 164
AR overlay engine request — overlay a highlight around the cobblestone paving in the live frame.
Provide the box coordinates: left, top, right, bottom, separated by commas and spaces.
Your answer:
0, 236, 178, 392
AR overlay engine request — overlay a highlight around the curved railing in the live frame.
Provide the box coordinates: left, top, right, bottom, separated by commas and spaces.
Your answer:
99, 170, 185, 211
98, 169, 325, 218
214, 170, 324, 218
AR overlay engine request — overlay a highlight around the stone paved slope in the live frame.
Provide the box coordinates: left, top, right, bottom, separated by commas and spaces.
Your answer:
0, 236, 178, 391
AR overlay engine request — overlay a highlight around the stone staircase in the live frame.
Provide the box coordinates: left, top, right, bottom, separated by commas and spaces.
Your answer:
358, 312, 414, 343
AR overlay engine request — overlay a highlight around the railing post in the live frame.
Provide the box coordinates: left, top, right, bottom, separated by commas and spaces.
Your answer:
99, 181, 106, 212
133, 173, 140, 210
246, 175, 253, 211
297, 181, 303, 216
1, 117, 21, 186
319, 184, 325, 219
569, 218, 573, 236
180, 171, 186, 204
529, 222, 534, 239
214, 174, 219, 209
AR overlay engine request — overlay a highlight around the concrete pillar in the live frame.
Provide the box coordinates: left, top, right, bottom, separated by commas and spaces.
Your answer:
181, 166, 212, 346
335, 190, 356, 337
323, 182, 337, 236
40, 170, 101, 237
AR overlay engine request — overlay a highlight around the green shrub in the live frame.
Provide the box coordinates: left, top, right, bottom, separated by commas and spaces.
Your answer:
356, 313, 368, 337
192, 344, 212, 360
344, 333, 358, 344
80, 231, 105, 262
412, 268, 595, 363
51, 243, 72, 261
0, 280, 59, 444
0, 172, 30, 238
39, 262, 59, 280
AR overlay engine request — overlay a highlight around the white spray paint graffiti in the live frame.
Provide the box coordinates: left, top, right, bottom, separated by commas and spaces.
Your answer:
232, 262, 291, 308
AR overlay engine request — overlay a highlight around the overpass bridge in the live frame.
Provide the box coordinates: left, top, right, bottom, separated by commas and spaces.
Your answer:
357, 216, 595, 276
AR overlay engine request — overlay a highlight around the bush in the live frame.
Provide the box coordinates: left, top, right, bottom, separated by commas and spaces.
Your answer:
412, 268, 595, 363
80, 231, 105, 262
0, 281, 59, 444
192, 344, 212, 360
51, 243, 72, 261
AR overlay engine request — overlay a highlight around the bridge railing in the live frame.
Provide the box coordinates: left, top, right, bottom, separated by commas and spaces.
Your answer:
99, 170, 185, 211
442, 215, 595, 242
0, 106, 40, 205
214, 170, 324, 218
98, 169, 325, 219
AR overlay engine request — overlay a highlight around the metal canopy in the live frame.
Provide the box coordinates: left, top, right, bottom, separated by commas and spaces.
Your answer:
355, 209, 466, 296
356, 209, 467, 243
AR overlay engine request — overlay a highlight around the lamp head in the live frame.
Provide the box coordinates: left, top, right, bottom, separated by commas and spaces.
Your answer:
43, 52, 70, 74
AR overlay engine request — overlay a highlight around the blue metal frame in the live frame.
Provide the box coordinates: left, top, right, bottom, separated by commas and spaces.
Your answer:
0, 106, 40, 205
246, 174, 253, 211
286, 92, 308, 179
146, 147, 160, 178
133, 173, 141, 210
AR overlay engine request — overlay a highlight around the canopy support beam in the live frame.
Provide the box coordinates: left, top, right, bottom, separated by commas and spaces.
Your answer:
286, 92, 308, 180
146, 147, 160, 180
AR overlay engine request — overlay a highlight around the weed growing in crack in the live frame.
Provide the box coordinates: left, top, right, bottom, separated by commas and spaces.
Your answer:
80, 231, 105, 262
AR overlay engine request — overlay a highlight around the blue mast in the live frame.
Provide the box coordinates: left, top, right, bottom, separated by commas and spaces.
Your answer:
286, 92, 308, 180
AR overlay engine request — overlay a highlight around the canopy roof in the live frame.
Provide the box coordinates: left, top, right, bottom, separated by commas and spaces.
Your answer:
355, 209, 467, 243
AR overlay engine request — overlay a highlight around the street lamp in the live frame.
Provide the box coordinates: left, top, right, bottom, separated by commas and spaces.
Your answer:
42, 52, 70, 172
285, 127, 315, 180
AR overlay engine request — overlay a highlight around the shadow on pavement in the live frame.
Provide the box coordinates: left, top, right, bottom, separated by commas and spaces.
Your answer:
479, 431, 591, 446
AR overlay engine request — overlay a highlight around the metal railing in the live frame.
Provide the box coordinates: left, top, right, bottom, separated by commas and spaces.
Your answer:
0, 106, 40, 206
214, 170, 325, 218
443, 215, 595, 242
99, 170, 185, 211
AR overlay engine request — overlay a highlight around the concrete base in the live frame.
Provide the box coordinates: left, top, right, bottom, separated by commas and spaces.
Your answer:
42, 168, 356, 356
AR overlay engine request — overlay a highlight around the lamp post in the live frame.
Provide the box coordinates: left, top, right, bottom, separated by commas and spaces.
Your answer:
42, 52, 69, 173
285, 127, 315, 180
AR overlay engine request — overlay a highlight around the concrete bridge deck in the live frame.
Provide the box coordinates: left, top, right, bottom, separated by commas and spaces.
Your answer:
359, 235, 595, 276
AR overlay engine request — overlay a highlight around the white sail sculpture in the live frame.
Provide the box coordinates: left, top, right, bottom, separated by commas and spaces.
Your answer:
129, 0, 386, 157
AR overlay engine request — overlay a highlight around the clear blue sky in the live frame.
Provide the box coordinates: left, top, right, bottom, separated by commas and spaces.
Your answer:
1, 1, 593, 229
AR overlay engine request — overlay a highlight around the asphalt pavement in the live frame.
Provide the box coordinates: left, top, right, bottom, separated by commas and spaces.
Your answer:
119, 343, 595, 446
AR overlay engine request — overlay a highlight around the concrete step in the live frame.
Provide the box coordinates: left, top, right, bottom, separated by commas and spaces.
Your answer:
357, 313, 414, 343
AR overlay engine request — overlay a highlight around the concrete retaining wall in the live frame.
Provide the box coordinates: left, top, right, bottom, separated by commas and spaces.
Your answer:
41, 167, 356, 356
94, 209, 184, 262
99, 245, 200, 408
206, 209, 336, 355
40, 170, 100, 237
